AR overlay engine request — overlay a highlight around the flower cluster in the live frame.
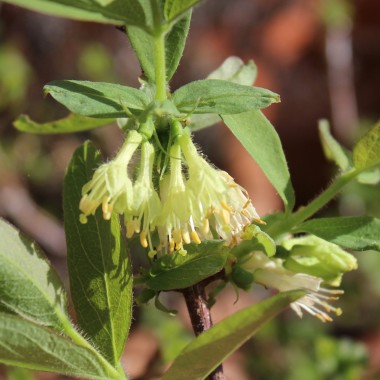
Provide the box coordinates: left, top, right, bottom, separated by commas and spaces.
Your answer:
79, 125, 261, 256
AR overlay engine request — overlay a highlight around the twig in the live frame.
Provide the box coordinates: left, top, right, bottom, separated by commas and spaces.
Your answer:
181, 278, 226, 380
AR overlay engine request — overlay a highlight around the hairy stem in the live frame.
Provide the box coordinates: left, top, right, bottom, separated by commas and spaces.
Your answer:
154, 31, 167, 101
182, 281, 226, 380
267, 168, 360, 238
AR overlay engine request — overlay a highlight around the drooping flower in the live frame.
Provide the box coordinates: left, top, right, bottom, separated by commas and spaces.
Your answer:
244, 252, 344, 322
123, 140, 161, 253
79, 130, 142, 224
178, 129, 262, 245
155, 143, 200, 253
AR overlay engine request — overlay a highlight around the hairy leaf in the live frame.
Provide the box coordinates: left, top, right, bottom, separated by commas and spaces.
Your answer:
319, 119, 351, 170
146, 241, 228, 291
64, 142, 133, 365
44, 80, 150, 118
353, 122, 380, 171
295, 216, 380, 252
222, 111, 295, 211
128, 11, 191, 82
2, 0, 148, 26
164, 0, 201, 22
14, 114, 114, 134
173, 79, 280, 114
162, 291, 304, 380
0, 313, 110, 379
0, 219, 67, 329
190, 57, 257, 131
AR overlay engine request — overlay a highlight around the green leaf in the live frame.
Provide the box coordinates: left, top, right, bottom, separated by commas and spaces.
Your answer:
127, 10, 191, 82
173, 79, 280, 114
164, 0, 200, 22
190, 57, 257, 131
162, 290, 304, 380
319, 119, 352, 170
2, 0, 148, 26
14, 113, 114, 134
0, 219, 67, 330
146, 241, 228, 291
353, 122, 380, 171
295, 216, 380, 252
64, 142, 133, 365
222, 110, 295, 212
44, 80, 150, 118
0, 313, 110, 379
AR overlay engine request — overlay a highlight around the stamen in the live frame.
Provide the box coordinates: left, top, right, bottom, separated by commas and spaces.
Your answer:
191, 230, 201, 244
221, 200, 232, 212
140, 231, 148, 248
126, 221, 135, 238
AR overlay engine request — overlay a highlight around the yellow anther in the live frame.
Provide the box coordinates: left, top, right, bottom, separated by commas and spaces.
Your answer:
102, 197, 109, 215
243, 199, 251, 209
126, 221, 135, 238
191, 231, 201, 245
169, 238, 175, 252
140, 231, 148, 248
222, 209, 230, 225
79, 214, 88, 224
173, 229, 182, 245
202, 218, 210, 234
221, 200, 232, 212
134, 219, 141, 233
182, 230, 191, 245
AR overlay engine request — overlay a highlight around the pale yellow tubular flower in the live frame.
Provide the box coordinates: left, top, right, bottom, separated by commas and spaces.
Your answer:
79, 130, 142, 223
178, 130, 261, 245
155, 143, 199, 253
124, 141, 161, 253
247, 252, 344, 322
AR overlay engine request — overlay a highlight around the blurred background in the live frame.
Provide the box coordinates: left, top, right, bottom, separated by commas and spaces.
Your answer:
0, 0, 380, 379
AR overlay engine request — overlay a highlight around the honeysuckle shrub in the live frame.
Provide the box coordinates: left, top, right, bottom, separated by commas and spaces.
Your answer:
0, 1, 379, 379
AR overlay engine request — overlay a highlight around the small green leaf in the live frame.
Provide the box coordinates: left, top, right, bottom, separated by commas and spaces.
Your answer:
14, 113, 114, 134
222, 110, 295, 212
0, 219, 67, 329
319, 119, 352, 170
128, 11, 191, 82
44, 80, 150, 118
146, 241, 228, 291
0, 313, 110, 379
173, 79, 280, 115
190, 57, 257, 131
2, 0, 148, 26
164, 0, 201, 22
353, 122, 380, 171
162, 291, 304, 380
64, 142, 133, 365
295, 216, 380, 252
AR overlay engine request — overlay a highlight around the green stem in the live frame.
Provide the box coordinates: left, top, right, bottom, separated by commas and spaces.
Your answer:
59, 312, 127, 380
154, 31, 167, 101
267, 168, 360, 238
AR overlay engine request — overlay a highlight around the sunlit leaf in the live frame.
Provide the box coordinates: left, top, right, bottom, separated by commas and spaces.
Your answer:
14, 113, 114, 134
222, 111, 295, 211
162, 291, 304, 380
64, 142, 133, 365
0, 219, 67, 330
